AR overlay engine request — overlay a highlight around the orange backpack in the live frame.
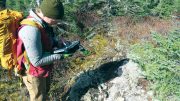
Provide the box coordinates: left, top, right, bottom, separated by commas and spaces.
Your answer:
0, 9, 23, 71
0, 9, 41, 77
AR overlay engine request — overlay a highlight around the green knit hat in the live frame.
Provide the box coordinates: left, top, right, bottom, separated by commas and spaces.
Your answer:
40, 0, 64, 19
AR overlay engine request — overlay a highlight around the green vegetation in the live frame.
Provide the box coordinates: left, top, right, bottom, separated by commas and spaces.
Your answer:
6, 0, 36, 16
0, 69, 22, 100
63, 0, 179, 18
5, 0, 179, 18
0, 0, 179, 100
110, 0, 179, 18
0, 81, 19, 100
62, 0, 179, 35
128, 30, 180, 100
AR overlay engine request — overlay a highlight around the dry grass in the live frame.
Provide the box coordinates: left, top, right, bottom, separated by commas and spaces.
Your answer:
111, 16, 174, 44
75, 11, 101, 31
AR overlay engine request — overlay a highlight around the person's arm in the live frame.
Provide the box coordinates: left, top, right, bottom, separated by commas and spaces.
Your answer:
18, 25, 62, 67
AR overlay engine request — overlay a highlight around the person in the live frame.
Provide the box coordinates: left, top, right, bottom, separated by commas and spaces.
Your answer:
18, 0, 68, 101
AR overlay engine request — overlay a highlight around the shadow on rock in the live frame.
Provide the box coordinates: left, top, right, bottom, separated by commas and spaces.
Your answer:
62, 58, 129, 101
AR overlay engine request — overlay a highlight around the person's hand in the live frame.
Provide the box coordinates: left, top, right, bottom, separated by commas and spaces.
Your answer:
62, 53, 73, 59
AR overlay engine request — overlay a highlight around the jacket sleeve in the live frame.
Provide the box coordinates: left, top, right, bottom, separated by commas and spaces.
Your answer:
18, 25, 62, 67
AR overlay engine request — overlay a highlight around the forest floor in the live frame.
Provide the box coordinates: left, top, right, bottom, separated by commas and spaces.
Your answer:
50, 16, 179, 101
0, 16, 179, 101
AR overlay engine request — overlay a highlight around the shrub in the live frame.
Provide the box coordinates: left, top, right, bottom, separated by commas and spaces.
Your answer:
151, 0, 176, 18
128, 30, 180, 100
6, 0, 33, 16
110, 0, 178, 18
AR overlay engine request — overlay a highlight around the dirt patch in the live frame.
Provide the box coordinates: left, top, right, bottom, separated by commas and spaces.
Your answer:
138, 78, 149, 92
111, 16, 175, 44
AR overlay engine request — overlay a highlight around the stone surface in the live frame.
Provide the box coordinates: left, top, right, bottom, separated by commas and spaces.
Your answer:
64, 60, 154, 101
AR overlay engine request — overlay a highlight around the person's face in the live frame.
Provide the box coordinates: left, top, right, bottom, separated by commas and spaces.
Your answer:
43, 16, 61, 25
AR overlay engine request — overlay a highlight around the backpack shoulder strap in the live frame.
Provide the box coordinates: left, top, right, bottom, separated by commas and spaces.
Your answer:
20, 19, 41, 28
19, 18, 53, 51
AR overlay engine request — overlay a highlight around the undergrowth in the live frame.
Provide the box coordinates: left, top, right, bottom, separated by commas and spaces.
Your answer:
0, 72, 22, 101
48, 34, 112, 99
68, 34, 109, 73
128, 30, 180, 101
